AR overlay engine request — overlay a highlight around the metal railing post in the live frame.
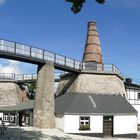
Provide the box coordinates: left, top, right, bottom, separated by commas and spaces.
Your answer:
112, 64, 114, 72
14, 42, 16, 54
81, 62, 83, 70
23, 74, 24, 81
42, 50, 44, 60
30, 46, 32, 57
65, 57, 67, 66
54, 53, 56, 63
73, 60, 75, 69
13, 73, 16, 80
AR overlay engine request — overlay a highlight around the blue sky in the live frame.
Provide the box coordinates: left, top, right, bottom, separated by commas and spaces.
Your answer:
0, 0, 140, 81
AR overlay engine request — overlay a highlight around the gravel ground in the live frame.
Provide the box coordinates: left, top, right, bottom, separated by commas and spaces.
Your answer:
0, 126, 139, 140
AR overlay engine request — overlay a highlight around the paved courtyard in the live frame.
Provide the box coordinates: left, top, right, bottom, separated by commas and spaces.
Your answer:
0, 126, 139, 140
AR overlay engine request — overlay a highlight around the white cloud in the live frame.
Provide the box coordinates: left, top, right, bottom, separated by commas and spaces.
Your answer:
0, 0, 6, 5
0, 60, 22, 74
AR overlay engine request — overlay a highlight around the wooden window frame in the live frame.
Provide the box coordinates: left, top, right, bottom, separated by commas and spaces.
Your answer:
79, 116, 90, 131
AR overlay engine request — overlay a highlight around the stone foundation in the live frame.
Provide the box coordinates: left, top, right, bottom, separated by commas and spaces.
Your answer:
0, 81, 23, 105
57, 72, 126, 96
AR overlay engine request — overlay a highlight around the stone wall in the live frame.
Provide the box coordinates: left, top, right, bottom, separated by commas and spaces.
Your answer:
57, 73, 126, 96
0, 81, 22, 105
56, 73, 78, 97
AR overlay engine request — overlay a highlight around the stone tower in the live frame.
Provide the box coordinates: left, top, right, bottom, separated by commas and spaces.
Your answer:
83, 21, 103, 70
56, 21, 126, 97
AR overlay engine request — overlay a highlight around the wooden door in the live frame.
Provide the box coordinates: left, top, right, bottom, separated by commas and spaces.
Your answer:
103, 116, 113, 137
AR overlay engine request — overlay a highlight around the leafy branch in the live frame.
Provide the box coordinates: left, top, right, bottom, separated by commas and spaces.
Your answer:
66, 0, 105, 14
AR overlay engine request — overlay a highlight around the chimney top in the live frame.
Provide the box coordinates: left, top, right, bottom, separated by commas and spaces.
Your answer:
88, 21, 96, 25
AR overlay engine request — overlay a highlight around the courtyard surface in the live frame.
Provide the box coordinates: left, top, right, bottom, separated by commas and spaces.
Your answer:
0, 126, 139, 140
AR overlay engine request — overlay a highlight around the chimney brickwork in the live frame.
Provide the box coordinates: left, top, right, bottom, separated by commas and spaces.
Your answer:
83, 21, 103, 64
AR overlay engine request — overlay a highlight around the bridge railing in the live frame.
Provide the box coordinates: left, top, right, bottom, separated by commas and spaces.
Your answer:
0, 39, 82, 70
0, 39, 121, 75
0, 73, 15, 80
82, 63, 121, 74
0, 72, 63, 81
15, 74, 37, 81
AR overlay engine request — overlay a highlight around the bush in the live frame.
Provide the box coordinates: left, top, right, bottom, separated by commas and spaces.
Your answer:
79, 125, 90, 130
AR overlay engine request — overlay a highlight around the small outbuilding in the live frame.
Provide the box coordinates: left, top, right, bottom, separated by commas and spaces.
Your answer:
0, 79, 34, 126
0, 100, 34, 126
55, 93, 137, 138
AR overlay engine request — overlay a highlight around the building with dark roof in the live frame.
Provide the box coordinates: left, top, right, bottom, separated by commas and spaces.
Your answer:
55, 93, 137, 138
0, 21, 137, 138
55, 93, 137, 115
0, 80, 33, 126
0, 100, 34, 126
55, 21, 138, 138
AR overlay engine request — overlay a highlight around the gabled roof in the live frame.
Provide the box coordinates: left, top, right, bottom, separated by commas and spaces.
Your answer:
55, 93, 137, 115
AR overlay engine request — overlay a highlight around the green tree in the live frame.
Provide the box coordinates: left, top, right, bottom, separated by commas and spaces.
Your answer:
66, 0, 105, 14
29, 83, 36, 99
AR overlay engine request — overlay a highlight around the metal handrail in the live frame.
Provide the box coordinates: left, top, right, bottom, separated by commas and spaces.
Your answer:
0, 39, 121, 74
0, 39, 82, 70
0, 72, 63, 81
82, 62, 121, 74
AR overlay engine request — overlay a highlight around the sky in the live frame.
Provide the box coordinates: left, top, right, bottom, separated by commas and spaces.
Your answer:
0, 0, 140, 81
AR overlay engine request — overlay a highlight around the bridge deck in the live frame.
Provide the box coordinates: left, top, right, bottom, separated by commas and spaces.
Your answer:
0, 39, 81, 73
0, 39, 122, 75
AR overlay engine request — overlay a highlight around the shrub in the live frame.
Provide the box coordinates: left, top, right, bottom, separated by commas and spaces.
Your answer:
79, 124, 90, 130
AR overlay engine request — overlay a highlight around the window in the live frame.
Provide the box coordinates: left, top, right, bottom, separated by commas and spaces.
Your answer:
79, 116, 90, 130
3, 113, 9, 122
25, 115, 30, 125
3, 113, 16, 123
10, 114, 15, 123
138, 93, 140, 99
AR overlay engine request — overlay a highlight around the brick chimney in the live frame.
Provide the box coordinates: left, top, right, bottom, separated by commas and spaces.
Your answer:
83, 21, 103, 70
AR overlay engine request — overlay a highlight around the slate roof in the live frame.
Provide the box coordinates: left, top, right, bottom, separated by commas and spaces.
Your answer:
55, 93, 137, 115
0, 93, 137, 115
0, 100, 34, 112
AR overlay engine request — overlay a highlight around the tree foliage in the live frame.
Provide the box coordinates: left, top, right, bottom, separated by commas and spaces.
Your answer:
29, 83, 36, 99
66, 0, 105, 14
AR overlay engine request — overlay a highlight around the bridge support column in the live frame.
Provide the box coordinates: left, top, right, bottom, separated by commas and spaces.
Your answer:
33, 62, 55, 128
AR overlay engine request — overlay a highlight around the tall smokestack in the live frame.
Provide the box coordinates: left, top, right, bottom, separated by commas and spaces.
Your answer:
83, 21, 103, 70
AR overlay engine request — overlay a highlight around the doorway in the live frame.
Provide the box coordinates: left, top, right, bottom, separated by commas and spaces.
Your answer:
103, 116, 113, 137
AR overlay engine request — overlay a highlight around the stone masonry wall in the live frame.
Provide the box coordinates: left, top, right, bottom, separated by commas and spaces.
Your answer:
56, 73, 78, 97
33, 62, 55, 128
0, 82, 22, 105
57, 73, 126, 96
